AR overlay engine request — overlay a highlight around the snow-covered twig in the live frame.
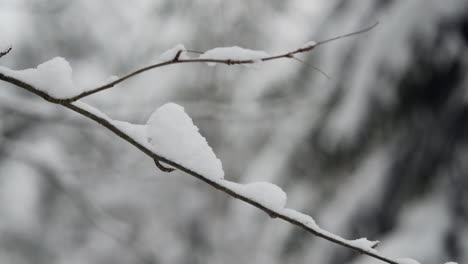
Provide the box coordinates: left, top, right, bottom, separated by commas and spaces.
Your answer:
0, 71, 405, 264
1, 21, 445, 264
24, 22, 378, 104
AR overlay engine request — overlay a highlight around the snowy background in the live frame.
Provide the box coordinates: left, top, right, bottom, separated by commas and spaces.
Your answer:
1, 0, 467, 264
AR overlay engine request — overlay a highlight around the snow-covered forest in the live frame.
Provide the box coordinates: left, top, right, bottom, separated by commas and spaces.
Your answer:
0, 1, 467, 264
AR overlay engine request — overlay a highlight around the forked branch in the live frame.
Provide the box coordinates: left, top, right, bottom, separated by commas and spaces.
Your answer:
0, 22, 406, 264
1, 69, 398, 264
47, 22, 378, 104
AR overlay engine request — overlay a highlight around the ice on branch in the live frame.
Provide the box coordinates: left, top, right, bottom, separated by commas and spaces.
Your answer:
222, 181, 287, 211
397, 258, 421, 264
157, 44, 189, 62
0, 57, 82, 98
146, 103, 224, 180
302, 40, 317, 49
199, 46, 270, 66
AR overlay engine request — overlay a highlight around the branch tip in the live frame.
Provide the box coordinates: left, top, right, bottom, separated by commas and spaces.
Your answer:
316, 21, 379, 47
0, 46, 12, 59
292, 57, 331, 79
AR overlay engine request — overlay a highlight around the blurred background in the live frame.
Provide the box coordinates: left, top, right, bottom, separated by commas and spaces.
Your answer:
0, 0, 467, 264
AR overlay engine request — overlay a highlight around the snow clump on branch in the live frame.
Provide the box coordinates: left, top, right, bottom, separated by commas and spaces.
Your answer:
146, 103, 224, 180
221, 181, 287, 211
0, 57, 82, 98
199, 46, 270, 66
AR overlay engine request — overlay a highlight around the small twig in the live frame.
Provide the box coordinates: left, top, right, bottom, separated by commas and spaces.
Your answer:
292, 57, 331, 79
0, 46, 12, 59
54, 22, 378, 103
314, 22, 379, 47
154, 158, 175, 172
173, 50, 183, 61
186, 50, 204, 54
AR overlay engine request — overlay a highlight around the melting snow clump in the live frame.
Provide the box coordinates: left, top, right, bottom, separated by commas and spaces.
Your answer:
199, 46, 269, 66
348, 238, 379, 252
0, 57, 82, 99
146, 103, 224, 180
281, 208, 319, 229
222, 181, 287, 211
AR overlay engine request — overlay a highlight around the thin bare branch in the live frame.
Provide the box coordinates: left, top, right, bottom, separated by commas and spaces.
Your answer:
0, 46, 12, 59
0, 72, 398, 264
314, 21, 379, 47
55, 22, 378, 103
185, 50, 204, 54
292, 57, 331, 79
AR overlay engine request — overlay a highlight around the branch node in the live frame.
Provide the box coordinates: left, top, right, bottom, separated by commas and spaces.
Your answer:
154, 158, 175, 173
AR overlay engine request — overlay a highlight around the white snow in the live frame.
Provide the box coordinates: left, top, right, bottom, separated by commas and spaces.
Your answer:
0, 57, 82, 99
280, 208, 319, 229
72, 101, 223, 179
397, 258, 421, 264
444, 262, 458, 264
221, 180, 287, 211
348, 238, 379, 251
302, 40, 317, 49
146, 103, 224, 180
73, 101, 111, 121
111, 120, 148, 144
157, 44, 189, 62
199, 46, 270, 66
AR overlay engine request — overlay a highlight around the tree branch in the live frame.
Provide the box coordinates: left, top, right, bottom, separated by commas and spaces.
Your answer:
44, 22, 378, 104
0, 46, 12, 59
0, 72, 399, 264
